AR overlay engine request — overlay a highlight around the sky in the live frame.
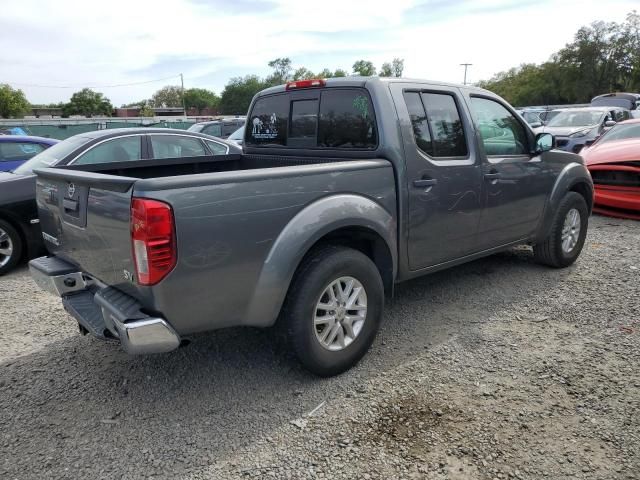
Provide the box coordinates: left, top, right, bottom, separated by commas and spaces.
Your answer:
1, 0, 637, 106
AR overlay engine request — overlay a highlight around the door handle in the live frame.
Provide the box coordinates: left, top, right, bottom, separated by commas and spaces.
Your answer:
413, 179, 438, 188
484, 172, 501, 180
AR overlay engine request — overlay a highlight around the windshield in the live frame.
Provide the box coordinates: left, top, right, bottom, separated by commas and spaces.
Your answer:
187, 124, 204, 132
547, 110, 604, 128
597, 122, 640, 144
228, 126, 244, 141
13, 136, 88, 175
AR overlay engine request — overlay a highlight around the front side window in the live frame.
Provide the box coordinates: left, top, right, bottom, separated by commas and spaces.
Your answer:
403, 91, 467, 158
0, 142, 46, 161
469, 97, 528, 156
74, 136, 142, 165
150, 135, 207, 159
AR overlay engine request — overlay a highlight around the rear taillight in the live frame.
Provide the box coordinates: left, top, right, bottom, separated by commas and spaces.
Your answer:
285, 79, 326, 90
131, 198, 176, 286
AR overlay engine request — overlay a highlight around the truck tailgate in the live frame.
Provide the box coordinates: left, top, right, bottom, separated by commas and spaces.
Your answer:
34, 167, 138, 288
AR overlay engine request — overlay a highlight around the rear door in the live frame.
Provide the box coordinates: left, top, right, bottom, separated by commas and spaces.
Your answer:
392, 84, 483, 270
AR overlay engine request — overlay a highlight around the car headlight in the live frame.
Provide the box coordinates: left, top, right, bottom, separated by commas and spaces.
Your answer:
570, 128, 592, 138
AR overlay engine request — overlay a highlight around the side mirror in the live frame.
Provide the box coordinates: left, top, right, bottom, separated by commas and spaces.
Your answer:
605, 120, 616, 127
535, 132, 554, 153
530, 121, 542, 129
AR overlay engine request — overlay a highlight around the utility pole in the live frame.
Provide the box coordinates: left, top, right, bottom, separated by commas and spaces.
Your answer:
460, 63, 472, 86
180, 73, 187, 118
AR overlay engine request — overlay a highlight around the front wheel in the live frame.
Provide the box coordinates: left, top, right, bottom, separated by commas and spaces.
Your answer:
281, 245, 384, 377
534, 192, 589, 268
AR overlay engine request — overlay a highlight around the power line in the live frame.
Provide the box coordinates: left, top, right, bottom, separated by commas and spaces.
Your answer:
5, 74, 182, 89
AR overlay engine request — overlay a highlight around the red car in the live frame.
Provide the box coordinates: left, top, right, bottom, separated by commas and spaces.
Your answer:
582, 119, 640, 220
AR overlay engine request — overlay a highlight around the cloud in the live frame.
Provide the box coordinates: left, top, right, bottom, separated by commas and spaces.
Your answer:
0, 0, 637, 105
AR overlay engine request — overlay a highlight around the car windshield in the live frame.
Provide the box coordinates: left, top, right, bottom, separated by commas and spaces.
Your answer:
12, 136, 88, 175
228, 126, 244, 141
597, 122, 640, 144
546, 110, 604, 128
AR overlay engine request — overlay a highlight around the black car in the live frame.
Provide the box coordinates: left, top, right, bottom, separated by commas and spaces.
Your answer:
187, 118, 246, 138
0, 128, 239, 275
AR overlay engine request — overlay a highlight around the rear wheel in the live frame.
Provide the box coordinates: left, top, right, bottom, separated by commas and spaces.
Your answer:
0, 220, 23, 276
281, 245, 384, 377
534, 192, 588, 268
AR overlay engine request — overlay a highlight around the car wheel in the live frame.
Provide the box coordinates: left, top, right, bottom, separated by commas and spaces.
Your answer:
281, 245, 384, 377
0, 220, 23, 276
534, 192, 589, 268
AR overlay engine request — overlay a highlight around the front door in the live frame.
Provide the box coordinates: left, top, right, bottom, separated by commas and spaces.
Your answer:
465, 95, 549, 248
394, 85, 483, 270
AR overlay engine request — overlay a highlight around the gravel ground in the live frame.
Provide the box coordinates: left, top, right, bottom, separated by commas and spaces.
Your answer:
0, 214, 638, 480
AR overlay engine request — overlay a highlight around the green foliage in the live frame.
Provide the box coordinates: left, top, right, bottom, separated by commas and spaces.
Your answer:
183, 87, 219, 114
333, 69, 348, 77
352, 60, 376, 77
266, 57, 293, 85
139, 102, 154, 117
62, 88, 113, 117
380, 58, 404, 77
219, 75, 269, 115
478, 11, 640, 106
293, 67, 316, 81
0, 84, 30, 118
150, 85, 183, 108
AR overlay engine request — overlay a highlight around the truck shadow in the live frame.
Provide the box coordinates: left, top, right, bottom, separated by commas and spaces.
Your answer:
0, 248, 565, 478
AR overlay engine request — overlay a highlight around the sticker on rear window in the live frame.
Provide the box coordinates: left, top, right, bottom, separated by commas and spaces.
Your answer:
251, 113, 279, 139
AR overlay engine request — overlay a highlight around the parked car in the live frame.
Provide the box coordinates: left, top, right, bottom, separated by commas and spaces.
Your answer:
0, 135, 58, 172
0, 128, 238, 275
517, 108, 547, 127
581, 118, 640, 220
591, 92, 640, 111
538, 107, 630, 153
29, 77, 593, 376
187, 117, 246, 138
227, 125, 245, 146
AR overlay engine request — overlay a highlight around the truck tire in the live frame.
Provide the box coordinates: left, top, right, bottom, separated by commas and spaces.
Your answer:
534, 192, 589, 268
281, 245, 384, 377
0, 219, 23, 276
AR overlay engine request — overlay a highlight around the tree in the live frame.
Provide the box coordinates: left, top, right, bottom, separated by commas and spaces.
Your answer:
380, 58, 404, 77
352, 60, 376, 76
266, 57, 293, 85
139, 102, 155, 117
292, 67, 316, 80
333, 68, 348, 77
150, 85, 183, 108
219, 75, 268, 115
0, 84, 30, 118
478, 11, 640, 105
183, 88, 220, 114
62, 88, 112, 117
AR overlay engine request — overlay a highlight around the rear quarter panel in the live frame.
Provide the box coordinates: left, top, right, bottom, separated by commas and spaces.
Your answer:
136, 160, 396, 335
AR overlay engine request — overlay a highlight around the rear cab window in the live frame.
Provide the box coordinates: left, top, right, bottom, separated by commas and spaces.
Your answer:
245, 88, 377, 149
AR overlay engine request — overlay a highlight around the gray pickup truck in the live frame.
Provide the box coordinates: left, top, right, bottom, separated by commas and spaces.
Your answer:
30, 77, 593, 376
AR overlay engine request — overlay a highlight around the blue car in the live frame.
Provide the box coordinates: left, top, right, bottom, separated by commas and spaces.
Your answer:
0, 135, 59, 172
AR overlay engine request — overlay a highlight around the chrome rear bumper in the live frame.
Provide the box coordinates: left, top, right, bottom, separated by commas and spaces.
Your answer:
29, 256, 180, 355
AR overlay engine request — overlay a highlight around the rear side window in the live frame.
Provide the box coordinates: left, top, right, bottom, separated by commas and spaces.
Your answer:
246, 88, 377, 149
403, 91, 468, 158
150, 135, 207, 159
202, 124, 222, 137
205, 139, 229, 155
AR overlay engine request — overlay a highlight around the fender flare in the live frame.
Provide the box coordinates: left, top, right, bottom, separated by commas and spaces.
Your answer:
537, 162, 594, 242
244, 194, 397, 327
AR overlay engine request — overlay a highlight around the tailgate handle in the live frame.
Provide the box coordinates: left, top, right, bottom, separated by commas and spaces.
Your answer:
63, 198, 79, 213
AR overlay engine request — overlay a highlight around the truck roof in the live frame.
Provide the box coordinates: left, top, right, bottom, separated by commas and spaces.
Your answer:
255, 76, 490, 97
